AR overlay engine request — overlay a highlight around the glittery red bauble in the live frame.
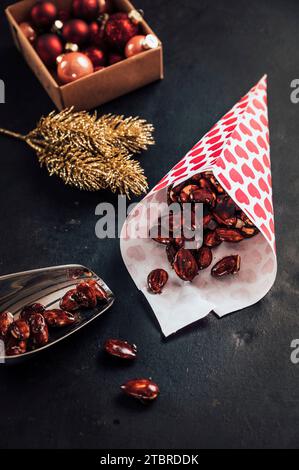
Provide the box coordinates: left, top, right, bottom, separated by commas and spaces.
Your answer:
57, 52, 94, 84
36, 33, 63, 66
89, 21, 106, 48
30, 1, 57, 29
72, 0, 99, 21
19, 22, 37, 44
108, 52, 123, 65
85, 46, 106, 67
105, 13, 139, 49
62, 19, 89, 46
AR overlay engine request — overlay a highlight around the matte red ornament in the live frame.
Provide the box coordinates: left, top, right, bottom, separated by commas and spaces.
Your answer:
57, 52, 94, 84
72, 0, 99, 21
62, 19, 89, 46
30, 1, 57, 29
105, 12, 139, 49
19, 22, 37, 44
108, 52, 123, 65
85, 46, 106, 67
89, 21, 106, 48
36, 33, 63, 67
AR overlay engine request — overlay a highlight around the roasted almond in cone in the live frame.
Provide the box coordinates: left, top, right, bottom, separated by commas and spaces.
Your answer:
211, 255, 241, 278
196, 246, 213, 270
173, 248, 198, 281
147, 269, 168, 294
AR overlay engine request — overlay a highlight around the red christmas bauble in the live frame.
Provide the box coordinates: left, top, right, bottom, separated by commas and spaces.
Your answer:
89, 21, 106, 48
30, 1, 57, 29
19, 22, 37, 44
57, 52, 94, 84
72, 0, 99, 21
98, 0, 109, 14
108, 52, 123, 65
85, 46, 106, 67
125, 34, 159, 58
57, 8, 71, 22
62, 19, 89, 46
36, 33, 63, 66
105, 13, 139, 49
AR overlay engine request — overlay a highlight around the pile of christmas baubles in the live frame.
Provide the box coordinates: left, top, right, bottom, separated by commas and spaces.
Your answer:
19, 0, 159, 84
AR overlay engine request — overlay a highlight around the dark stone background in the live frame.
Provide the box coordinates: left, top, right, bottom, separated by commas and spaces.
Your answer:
0, 0, 298, 449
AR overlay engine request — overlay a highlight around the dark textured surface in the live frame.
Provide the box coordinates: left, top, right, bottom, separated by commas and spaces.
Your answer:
0, 0, 298, 450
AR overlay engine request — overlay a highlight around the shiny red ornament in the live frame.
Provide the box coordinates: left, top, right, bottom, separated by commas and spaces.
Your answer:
105, 12, 139, 49
108, 52, 123, 65
125, 34, 159, 58
36, 33, 63, 67
62, 19, 89, 46
98, 0, 110, 14
57, 52, 94, 84
72, 0, 99, 21
85, 46, 106, 67
19, 22, 37, 44
30, 1, 57, 29
89, 21, 106, 48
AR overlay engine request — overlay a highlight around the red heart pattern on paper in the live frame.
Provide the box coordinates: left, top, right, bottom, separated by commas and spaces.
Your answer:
151, 75, 275, 253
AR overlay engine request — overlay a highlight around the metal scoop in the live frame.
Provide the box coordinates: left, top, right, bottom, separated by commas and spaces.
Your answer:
0, 265, 115, 364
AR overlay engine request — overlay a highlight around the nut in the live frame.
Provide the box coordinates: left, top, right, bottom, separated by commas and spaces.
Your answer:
84, 279, 108, 301
43, 309, 76, 328
104, 339, 137, 360
20, 303, 45, 323
205, 174, 225, 194
195, 246, 213, 270
190, 188, 216, 206
204, 229, 222, 247
0, 311, 14, 338
75, 282, 97, 308
5, 337, 27, 356
29, 313, 46, 334
173, 248, 198, 281
216, 228, 244, 243
31, 323, 49, 346
179, 184, 199, 203
166, 243, 178, 265
60, 288, 79, 311
147, 269, 168, 294
121, 378, 160, 402
211, 255, 241, 277
10, 319, 30, 340
240, 226, 259, 238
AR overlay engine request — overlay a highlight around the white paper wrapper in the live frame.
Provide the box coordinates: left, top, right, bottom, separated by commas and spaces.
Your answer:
120, 76, 277, 336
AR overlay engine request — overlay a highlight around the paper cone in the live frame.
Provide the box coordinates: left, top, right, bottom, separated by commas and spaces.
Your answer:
120, 76, 277, 337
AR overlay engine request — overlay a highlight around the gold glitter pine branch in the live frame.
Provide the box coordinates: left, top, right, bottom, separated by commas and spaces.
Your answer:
0, 108, 155, 197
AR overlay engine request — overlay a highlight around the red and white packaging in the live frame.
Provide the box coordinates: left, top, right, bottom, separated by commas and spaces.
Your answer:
120, 76, 277, 336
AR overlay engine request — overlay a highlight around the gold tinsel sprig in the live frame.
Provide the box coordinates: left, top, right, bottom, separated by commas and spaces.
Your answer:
0, 108, 155, 197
